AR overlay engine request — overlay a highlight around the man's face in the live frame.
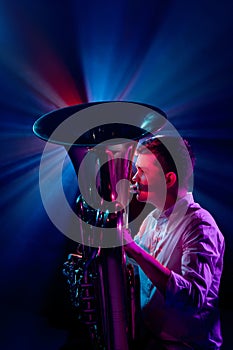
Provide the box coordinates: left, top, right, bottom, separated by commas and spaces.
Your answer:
132, 152, 167, 207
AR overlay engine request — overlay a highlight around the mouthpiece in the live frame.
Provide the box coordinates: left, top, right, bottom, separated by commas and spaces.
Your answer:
130, 183, 139, 194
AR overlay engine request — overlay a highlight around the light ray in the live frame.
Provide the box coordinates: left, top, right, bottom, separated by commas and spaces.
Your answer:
0, 0, 233, 323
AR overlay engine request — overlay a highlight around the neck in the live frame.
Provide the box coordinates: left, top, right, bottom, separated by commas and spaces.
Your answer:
152, 188, 188, 212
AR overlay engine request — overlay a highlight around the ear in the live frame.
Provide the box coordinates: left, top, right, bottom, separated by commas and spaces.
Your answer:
165, 172, 177, 188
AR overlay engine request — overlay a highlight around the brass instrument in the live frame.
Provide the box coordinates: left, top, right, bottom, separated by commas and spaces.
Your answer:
33, 101, 166, 350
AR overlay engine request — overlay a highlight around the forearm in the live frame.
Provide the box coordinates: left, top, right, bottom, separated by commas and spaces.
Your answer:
124, 241, 171, 295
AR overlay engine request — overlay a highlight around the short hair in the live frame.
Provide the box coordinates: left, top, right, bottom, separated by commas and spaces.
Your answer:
137, 136, 195, 189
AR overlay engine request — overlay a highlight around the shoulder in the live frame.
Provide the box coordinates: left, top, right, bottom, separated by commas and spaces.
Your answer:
186, 201, 221, 231
182, 201, 225, 250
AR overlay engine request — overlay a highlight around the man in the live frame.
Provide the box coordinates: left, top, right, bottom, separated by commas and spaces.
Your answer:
123, 136, 225, 349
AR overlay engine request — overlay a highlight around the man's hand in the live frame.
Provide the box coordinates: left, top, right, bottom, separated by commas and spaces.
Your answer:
121, 228, 136, 258
121, 227, 134, 245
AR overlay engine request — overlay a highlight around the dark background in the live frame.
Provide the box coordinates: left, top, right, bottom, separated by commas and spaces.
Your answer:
1, 1, 233, 349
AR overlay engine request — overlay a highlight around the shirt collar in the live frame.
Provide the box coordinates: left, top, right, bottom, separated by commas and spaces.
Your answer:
152, 192, 194, 220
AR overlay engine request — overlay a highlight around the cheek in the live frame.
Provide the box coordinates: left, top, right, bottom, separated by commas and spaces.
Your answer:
141, 173, 148, 183
148, 173, 167, 192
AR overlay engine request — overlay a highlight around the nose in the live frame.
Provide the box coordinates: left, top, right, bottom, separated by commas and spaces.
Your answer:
132, 171, 139, 183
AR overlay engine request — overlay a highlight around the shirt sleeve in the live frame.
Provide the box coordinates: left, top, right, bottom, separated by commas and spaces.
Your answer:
165, 221, 225, 312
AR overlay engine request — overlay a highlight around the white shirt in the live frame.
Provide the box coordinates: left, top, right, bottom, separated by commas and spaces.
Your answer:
134, 193, 225, 349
